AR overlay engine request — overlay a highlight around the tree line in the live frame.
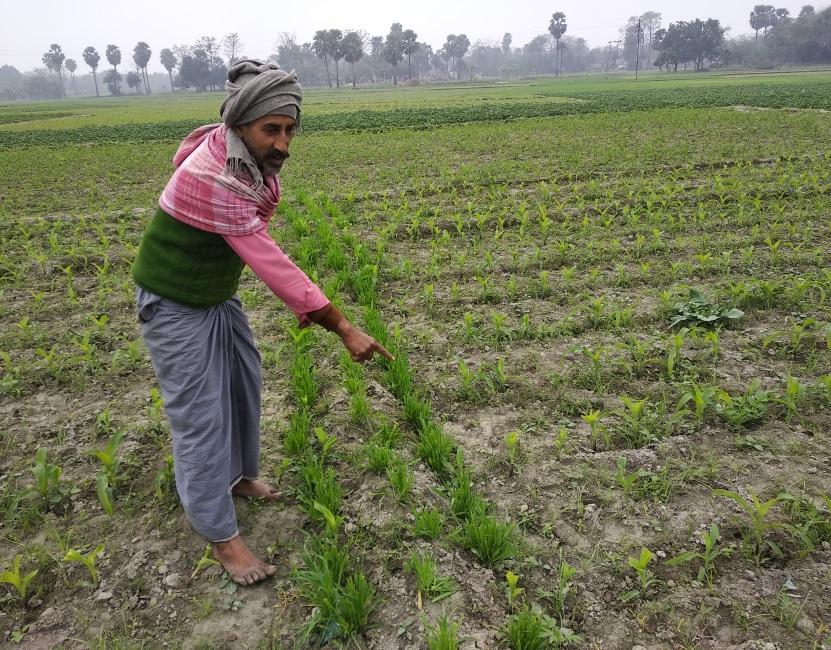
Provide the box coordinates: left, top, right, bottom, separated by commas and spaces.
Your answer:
1, 4, 829, 100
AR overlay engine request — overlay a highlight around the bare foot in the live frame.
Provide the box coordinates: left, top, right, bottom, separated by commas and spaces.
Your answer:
212, 535, 277, 586
231, 478, 280, 501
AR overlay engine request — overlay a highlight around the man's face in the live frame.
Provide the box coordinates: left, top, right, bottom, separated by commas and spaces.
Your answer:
234, 113, 297, 174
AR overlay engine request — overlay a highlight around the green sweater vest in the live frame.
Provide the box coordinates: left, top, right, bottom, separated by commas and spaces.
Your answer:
132, 208, 245, 307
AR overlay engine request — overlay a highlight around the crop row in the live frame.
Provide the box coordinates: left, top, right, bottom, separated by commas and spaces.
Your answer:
2, 80, 830, 148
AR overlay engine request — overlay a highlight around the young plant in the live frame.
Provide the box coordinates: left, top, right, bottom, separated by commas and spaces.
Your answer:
714, 489, 785, 566
621, 547, 659, 602
665, 328, 688, 380
459, 512, 515, 567
426, 615, 460, 650
406, 552, 457, 604
0, 555, 38, 600
92, 428, 125, 492
191, 544, 220, 579
504, 430, 521, 471
665, 523, 731, 585
413, 508, 444, 540
417, 423, 455, 477
505, 570, 524, 611
580, 409, 604, 451
62, 544, 104, 585
716, 380, 771, 429
31, 447, 65, 510
387, 462, 415, 503
153, 454, 175, 502
297, 461, 342, 525
677, 383, 721, 425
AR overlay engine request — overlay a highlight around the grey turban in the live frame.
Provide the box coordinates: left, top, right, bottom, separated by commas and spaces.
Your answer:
220, 58, 303, 127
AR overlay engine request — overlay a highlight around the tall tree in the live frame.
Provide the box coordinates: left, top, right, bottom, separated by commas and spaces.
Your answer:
64, 58, 77, 93
105, 44, 122, 94
102, 69, 122, 95
133, 41, 152, 94
328, 29, 344, 88
42, 44, 66, 97
641, 11, 662, 68
83, 46, 100, 97
160, 48, 177, 92
370, 35, 385, 81
195, 36, 219, 90
444, 34, 470, 79
384, 23, 406, 85
402, 29, 418, 79
548, 12, 567, 76
502, 32, 512, 55
340, 31, 364, 88
126, 70, 143, 94
312, 30, 333, 87
222, 32, 243, 64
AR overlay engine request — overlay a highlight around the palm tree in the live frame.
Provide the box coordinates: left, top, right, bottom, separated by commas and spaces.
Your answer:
341, 31, 364, 88
126, 70, 143, 94
328, 29, 344, 88
42, 44, 66, 97
83, 47, 100, 97
548, 12, 567, 76
133, 42, 152, 94
402, 29, 418, 79
160, 48, 177, 92
385, 24, 406, 85
105, 44, 122, 94
65, 58, 77, 94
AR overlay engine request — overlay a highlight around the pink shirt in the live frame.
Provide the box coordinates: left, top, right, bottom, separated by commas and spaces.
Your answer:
223, 228, 330, 325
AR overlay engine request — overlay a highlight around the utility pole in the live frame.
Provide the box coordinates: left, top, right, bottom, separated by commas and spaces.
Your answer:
611, 40, 621, 73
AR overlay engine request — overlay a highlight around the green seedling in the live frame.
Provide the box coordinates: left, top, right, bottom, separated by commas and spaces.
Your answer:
716, 380, 771, 429
314, 427, 337, 462
505, 570, 524, 610
426, 615, 460, 650
621, 547, 659, 602
677, 383, 721, 424
191, 544, 220, 579
387, 462, 415, 503
459, 512, 515, 567
581, 409, 604, 451
365, 443, 396, 474
413, 508, 444, 540
553, 425, 569, 459
62, 544, 104, 585
780, 493, 831, 557
665, 328, 688, 380
297, 461, 342, 525
284, 409, 312, 457
417, 423, 455, 476
32, 447, 65, 509
0, 555, 38, 600
780, 375, 805, 421
153, 454, 175, 501
714, 489, 785, 565
665, 523, 731, 585
505, 605, 547, 650
92, 427, 125, 492
406, 552, 456, 604
504, 430, 521, 470
313, 501, 344, 537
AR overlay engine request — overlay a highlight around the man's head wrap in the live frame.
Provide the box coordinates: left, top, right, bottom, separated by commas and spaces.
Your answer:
220, 58, 303, 127
217, 59, 303, 187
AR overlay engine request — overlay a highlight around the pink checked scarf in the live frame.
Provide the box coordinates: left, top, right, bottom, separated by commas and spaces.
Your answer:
159, 124, 281, 236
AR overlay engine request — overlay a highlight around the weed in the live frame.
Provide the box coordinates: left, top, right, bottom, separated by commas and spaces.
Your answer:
297, 461, 342, 525
670, 288, 743, 329
716, 380, 771, 429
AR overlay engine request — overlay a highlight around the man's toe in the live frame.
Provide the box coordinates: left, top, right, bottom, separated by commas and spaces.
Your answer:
265, 563, 277, 576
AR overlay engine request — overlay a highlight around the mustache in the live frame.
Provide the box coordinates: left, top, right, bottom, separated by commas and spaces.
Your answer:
266, 151, 289, 163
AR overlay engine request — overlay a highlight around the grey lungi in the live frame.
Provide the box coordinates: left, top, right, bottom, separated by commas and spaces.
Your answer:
136, 287, 262, 542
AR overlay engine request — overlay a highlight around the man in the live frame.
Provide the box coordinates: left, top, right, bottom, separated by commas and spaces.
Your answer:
132, 59, 391, 585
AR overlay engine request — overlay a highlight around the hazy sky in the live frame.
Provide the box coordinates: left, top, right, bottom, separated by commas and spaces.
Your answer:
0, 0, 813, 73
